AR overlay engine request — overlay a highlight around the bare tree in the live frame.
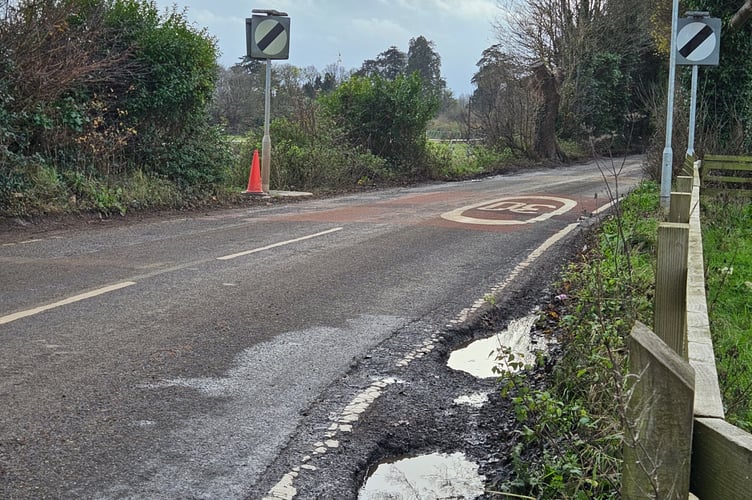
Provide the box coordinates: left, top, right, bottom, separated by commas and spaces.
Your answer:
470, 45, 537, 154
494, 0, 657, 155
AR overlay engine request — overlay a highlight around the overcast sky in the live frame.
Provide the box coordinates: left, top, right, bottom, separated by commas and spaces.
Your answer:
153, 0, 506, 96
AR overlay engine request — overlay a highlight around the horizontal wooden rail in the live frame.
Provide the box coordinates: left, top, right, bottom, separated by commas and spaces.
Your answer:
702, 154, 752, 194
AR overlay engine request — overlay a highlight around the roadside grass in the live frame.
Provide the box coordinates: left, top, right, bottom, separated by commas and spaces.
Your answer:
496, 182, 752, 497
427, 117, 465, 141
425, 141, 517, 179
2, 129, 532, 218
495, 180, 660, 498
701, 193, 752, 432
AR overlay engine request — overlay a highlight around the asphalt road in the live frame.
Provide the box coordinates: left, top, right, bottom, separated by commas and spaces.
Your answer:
0, 157, 644, 498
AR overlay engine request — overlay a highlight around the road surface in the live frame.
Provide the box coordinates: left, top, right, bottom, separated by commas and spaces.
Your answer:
0, 157, 643, 498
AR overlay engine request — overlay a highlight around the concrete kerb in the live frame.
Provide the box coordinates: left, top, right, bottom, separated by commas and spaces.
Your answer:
244, 190, 314, 200
269, 190, 314, 199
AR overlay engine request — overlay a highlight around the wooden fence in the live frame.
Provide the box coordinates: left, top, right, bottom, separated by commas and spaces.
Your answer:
701, 154, 752, 194
622, 162, 752, 499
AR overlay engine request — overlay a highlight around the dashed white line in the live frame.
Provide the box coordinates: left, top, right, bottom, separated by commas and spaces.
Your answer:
216, 227, 344, 261
1, 227, 344, 327
264, 377, 402, 500
0, 282, 137, 326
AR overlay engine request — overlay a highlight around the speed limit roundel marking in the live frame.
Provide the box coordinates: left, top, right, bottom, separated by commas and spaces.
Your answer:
441, 196, 577, 225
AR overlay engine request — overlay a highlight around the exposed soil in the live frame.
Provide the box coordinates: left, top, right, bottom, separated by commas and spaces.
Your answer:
249, 222, 589, 499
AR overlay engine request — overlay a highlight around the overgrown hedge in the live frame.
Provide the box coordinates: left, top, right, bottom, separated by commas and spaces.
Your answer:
0, 0, 231, 216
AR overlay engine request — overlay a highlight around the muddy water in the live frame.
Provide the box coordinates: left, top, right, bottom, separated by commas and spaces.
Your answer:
358, 452, 486, 499
447, 315, 544, 378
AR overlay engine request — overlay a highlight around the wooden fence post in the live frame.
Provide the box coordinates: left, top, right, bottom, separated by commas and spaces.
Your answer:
669, 192, 692, 223
683, 155, 695, 176
655, 223, 690, 357
691, 417, 752, 498
623, 322, 695, 499
676, 175, 694, 193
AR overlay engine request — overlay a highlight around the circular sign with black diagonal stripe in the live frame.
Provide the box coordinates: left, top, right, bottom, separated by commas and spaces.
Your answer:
676, 17, 721, 66
246, 15, 290, 60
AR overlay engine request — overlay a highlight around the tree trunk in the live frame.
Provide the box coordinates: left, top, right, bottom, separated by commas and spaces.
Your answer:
731, 0, 752, 29
531, 61, 563, 161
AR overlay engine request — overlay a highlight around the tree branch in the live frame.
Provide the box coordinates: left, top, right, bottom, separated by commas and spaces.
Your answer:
731, 0, 752, 30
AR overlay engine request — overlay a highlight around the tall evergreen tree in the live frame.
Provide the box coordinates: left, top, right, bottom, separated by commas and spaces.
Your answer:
406, 36, 446, 97
356, 46, 406, 80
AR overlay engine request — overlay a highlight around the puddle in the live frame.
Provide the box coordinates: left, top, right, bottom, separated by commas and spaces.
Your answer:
359, 452, 486, 500
447, 315, 547, 378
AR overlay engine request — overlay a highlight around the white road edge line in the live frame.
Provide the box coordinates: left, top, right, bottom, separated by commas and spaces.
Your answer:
448, 221, 582, 328
592, 197, 618, 215
0, 281, 137, 326
216, 227, 344, 261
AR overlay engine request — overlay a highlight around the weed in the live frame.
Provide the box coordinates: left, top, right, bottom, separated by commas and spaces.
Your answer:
493, 181, 660, 498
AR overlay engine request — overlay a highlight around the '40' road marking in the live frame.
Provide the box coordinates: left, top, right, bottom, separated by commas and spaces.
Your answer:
440, 196, 577, 226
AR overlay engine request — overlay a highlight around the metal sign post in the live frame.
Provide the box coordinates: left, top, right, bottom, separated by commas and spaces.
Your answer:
688, 64, 699, 158
246, 9, 290, 193
661, 0, 680, 209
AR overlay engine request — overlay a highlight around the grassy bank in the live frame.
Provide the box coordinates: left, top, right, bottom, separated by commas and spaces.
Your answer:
701, 193, 752, 432
496, 181, 752, 498
496, 181, 660, 498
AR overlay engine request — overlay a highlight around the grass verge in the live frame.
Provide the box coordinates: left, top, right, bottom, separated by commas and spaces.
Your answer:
494, 180, 661, 498
701, 193, 752, 432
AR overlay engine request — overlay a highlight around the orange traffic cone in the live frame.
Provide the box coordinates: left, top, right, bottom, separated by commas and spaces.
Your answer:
245, 149, 264, 194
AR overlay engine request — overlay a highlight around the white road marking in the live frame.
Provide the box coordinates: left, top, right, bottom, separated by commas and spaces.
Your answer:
216, 227, 343, 261
264, 377, 402, 500
0, 282, 137, 326
593, 197, 618, 215
2, 228, 343, 327
441, 196, 577, 226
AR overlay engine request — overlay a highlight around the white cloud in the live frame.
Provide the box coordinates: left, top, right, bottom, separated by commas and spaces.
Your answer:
429, 0, 499, 19
349, 17, 411, 42
190, 9, 244, 28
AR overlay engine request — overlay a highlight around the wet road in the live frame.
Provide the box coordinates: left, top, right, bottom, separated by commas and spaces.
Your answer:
0, 158, 643, 498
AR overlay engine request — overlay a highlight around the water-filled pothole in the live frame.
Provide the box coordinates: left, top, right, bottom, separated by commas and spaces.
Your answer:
448, 315, 550, 378
359, 451, 486, 499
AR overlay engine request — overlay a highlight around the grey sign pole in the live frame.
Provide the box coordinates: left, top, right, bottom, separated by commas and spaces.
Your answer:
661, 0, 679, 209
688, 64, 698, 158
246, 9, 290, 193
262, 59, 272, 192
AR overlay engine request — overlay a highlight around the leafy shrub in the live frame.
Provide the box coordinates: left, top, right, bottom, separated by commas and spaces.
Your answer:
242, 105, 388, 192
321, 73, 439, 175
0, 0, 228, 216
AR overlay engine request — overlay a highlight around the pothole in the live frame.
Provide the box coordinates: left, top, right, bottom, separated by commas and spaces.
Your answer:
358, 451, 486, 499
447, 314, 547, 378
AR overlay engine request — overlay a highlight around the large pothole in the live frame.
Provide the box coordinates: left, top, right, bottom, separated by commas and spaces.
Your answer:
358, 451, 486, 499
447, 314, 552, 378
